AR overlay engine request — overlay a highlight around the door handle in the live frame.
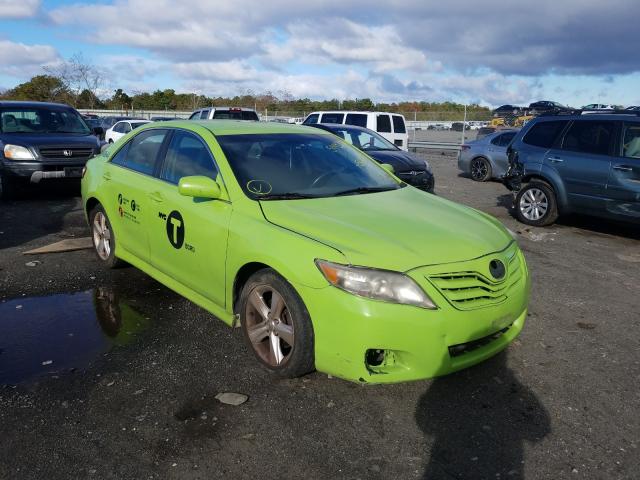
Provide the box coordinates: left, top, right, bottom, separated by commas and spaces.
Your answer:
548, 156, 564, 163
102, 172, 112, 181
148, 191, 164, 203
613, 165, 633, 172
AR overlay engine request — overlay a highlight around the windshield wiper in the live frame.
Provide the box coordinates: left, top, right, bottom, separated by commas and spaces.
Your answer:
258, 192, 318, 200
333, 186, 399, 196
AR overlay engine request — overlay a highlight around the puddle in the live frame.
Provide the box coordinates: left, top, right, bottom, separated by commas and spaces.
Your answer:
0, 288, 150, 385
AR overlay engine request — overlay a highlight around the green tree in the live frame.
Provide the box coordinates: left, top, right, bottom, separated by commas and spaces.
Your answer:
0, 75, 71, 103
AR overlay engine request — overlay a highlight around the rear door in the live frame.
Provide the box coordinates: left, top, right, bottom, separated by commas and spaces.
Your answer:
544, 119, 616, 210
102, 128, 169, 262
392, 115, 408, 151
488, 131, 517, 173
606, 122, 640, 219
148, 129, 232, 307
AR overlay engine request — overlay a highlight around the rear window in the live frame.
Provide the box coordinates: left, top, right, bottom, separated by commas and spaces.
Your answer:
392, 115, 406, 134
345, 113, 367, 128
523, 121, 568, 148
303, 114, 319, 125
561, 120, 615, 156
212, 110, 259, 121
320, 113, 344, 124
377, 114, 392, 133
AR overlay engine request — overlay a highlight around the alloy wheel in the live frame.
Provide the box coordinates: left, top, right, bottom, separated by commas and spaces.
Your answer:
519, 188, 549, 221
471, 158, 488, 180
92, 211, 112, 260
244, 285, 294, 367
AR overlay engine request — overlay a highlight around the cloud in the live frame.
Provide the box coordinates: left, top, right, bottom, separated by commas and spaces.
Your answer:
0, 0, 39, 18
0, 40, 59, 77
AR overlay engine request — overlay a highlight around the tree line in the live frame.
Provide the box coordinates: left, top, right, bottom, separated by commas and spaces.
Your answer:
0, 54, 491, 119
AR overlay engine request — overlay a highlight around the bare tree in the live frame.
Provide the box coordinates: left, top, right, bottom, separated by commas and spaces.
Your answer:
44, 52, 105, 109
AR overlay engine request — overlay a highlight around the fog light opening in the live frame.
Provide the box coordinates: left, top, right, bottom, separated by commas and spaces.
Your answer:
365, 349, 386, 367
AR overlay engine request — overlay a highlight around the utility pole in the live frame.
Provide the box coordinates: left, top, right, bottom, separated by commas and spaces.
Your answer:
461, 104, 467, 145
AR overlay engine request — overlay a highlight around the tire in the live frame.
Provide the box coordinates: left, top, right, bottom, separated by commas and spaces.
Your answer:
0, 172, 16, 200
515, 181, 559, 226
108, 139, 113, 144
470, 157, 492, 182
89, 204, 124, 268
239, 268, 315, 378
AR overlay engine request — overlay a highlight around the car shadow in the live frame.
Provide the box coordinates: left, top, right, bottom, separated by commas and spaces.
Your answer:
415, 352, 551, 479
0, 181, 82, 250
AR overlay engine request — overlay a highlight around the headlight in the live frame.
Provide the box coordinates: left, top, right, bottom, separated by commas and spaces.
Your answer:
316, 260, 437, 309
3, 144, 36, 160
424, 159, 432, 172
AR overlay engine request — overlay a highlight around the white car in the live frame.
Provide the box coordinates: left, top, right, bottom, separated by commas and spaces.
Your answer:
302, 111, 409, 151
582, 104, 616, 110
105, 120, 151, 143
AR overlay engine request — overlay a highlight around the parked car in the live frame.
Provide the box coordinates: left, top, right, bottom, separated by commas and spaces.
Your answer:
105, 120, 151, 143
85, 118, 107, 140
102, 116, 136, 130
82, 120, 528, 383
625, 106, 640, 112
582, 104, 616, 110
0, 101, 102, 199
458, 130, 519, 182
150, 116, 177, 122
310, 123, 434, 192
492, 105, 523, 116
427, 123, 448, 131
503, 111, 640, 226
302, 111, 409, 151
527, 101, 571, 115
188, 107, 259, 121
476, 127, 497, 139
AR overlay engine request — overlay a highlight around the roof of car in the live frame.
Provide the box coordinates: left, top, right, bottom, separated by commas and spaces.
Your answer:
312, 123, 372, 133
139, 120, 332, 136
0, 100, 73, 108
534, 110, 640, 121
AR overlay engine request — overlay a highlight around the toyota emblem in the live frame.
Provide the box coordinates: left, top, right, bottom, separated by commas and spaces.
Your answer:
63, 150, 73, 157
489, 260, 506, 280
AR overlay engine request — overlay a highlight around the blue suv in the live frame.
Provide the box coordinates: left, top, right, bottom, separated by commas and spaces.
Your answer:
503, 111, 640, 226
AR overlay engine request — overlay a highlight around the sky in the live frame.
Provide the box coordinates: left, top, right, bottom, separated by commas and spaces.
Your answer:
0, 0, 639, 107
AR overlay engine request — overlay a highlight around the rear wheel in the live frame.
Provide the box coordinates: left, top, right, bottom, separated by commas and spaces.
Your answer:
470, 157, 492, 182
89, 205, 124, 268
515, 181, 559, 226
239, 269, 314, 378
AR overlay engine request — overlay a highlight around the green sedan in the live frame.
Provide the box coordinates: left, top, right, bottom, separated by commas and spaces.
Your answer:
81, 120, 529, 384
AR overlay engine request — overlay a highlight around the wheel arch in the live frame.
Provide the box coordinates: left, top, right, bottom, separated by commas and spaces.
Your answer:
85, 196, 101, 220
232, 261, 272, 316
521, 170, 568, 211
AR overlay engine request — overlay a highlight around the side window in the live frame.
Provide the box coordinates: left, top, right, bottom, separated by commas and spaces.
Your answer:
113, 122, 123, 133
122, 122, 132, 133
303, 114, 319, 125
199, 109, 210, 120
161, 131, 218, 184
622, 124, 640, 158
111, 129, 168, 176
522, 121, 568, 148
189, 111, 201, 120
561, 121, 615, 156
320, 113, 344, 124
392, 115, 406, 134
345, 113, 367, 127
492, 132, 516, 147
376, 114, 392, 133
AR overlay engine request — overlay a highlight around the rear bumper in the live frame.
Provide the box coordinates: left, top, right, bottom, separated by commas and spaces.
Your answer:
1, 159, 86, 183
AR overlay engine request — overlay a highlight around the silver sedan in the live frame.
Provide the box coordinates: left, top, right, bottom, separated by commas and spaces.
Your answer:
457, 129, 518, 181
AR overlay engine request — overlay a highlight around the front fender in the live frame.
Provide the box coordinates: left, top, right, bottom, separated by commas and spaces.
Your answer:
530, 164, 569, 211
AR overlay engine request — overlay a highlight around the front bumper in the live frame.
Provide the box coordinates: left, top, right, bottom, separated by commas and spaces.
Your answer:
1, 159, 87, 183
298, 243, 529, 384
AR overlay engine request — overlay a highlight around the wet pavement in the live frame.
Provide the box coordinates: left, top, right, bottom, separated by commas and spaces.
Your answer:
0, 289, 149, 385
0, 163, 639, 479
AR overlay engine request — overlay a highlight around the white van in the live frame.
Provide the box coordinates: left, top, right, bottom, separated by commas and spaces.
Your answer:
302, 111, 409, 151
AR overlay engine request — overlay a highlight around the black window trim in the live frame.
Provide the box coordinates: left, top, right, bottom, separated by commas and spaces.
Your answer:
108, 127, 171, 179
157, 128, 223, 187
558, 119, 620, 157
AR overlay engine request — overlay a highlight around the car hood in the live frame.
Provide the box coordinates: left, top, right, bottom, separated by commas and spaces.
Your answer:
0, 133, 99, 149
366, 150, 426, 172
260, 187, 511, 272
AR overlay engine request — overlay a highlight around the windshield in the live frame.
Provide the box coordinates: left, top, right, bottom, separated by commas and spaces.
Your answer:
329, 127, 398, 152
0, 107, 90, 134
217, 133, 403, 200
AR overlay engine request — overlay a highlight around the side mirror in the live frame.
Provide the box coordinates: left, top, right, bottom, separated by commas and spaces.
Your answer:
93, 126, 104, 136
381, 163, 395, 174
178, 176, 222, 199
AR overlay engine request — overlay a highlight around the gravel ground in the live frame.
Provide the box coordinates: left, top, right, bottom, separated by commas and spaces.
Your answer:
0, 158, 638, 480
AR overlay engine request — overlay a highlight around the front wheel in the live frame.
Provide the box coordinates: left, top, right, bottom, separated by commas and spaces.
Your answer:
470, 157, 492, 182
239, 269, 314, 378
515, 182, 559, 226
89, 205, 124, 268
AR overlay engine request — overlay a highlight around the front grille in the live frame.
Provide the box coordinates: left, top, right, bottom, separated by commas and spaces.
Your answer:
427, 245, 523, 310
39, 147, 94, 159
397, 170, 427, 178
448, 325, 511, 357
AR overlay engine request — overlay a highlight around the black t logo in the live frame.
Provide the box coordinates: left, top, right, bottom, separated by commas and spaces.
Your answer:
166, 210, 185, 249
